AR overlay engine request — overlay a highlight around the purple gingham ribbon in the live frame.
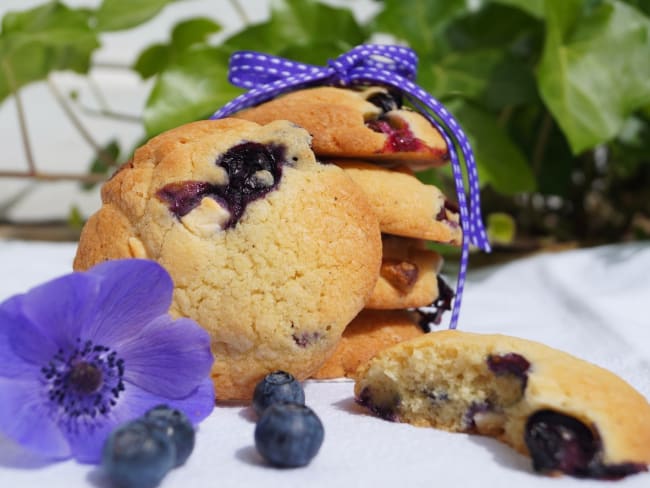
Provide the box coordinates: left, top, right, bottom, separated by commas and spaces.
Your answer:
210, 44, 491, 329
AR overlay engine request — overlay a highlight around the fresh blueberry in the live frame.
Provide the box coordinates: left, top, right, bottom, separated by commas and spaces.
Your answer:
102, 419, 175, 488
252, 371, 305, 416
254, 402, 324, 468
143, 405, 195, 467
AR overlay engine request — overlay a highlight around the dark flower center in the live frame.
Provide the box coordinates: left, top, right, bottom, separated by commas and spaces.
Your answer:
41, 339, 125, 419
69, 361, 103, 394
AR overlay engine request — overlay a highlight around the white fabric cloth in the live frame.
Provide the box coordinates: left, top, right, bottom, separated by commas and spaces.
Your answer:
0, 239, 649, 488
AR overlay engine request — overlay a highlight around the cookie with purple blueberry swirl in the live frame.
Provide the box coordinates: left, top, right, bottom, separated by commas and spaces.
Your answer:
233, 86, 448, 170
354, 330, 650, 480
74, 118, 382, 401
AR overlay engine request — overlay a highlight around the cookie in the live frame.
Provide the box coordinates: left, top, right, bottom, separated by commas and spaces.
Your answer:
74, 118, 382, 401
354, 330, 650, 479
335, 160, 461, 245
233, 86, 448, 169
312, 309, 424, 380
367, 235, 443, 310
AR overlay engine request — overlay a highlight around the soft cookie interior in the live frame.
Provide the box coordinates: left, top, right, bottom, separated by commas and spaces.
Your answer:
354, 331, 650, 479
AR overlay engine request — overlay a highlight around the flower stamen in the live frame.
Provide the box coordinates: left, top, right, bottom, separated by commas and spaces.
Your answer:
40, 338, 125, 420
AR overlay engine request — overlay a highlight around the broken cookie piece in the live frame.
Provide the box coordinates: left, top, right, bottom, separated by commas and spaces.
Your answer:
354, 330, 650, 479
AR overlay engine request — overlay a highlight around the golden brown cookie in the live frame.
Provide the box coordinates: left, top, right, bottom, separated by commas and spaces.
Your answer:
354, 330, 650, 479
233, 86, 448, 169
367, 235, 443, 310
312, 309, 424, 380
335, 160, 461, 245
74, 118, 382, 401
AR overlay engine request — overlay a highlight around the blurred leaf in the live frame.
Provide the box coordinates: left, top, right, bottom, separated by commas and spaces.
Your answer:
447, 100, 536, 194
83, 139, 120, 190
133, 43, 170, 78
95, 0, 176, 31
67, 205, 85, 229
424, 50, 504, 99
487, 212, 516, 244
170, 17, 221, 51
620, 0, 650, 15
490, 0, 546, 18
0, 2, 99, 102
447, 3, 543, 52
538, 0, 650, 154
423, 49, 538, 110
133, 17, 221, 79
371, 0, 467, 57
223, 0, 366, 55
143, 47, 242, 136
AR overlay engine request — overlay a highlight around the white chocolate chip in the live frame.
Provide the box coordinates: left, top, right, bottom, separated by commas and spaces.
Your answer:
473, 410, 506, 436
181, 197, 231, 237
127, 237, 148, 258
252, 169, 274, 188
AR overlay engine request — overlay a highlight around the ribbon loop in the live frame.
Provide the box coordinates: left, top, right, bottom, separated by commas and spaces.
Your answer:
211, 44, 491, 329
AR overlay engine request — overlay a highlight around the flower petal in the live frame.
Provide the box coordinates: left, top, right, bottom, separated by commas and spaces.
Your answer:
65, 378, 215, 463
81, 259, 174, 347
0, 301, 42, 379
13, 272, 101, 362
0, 377, 71, 460
120, 315, 214, 398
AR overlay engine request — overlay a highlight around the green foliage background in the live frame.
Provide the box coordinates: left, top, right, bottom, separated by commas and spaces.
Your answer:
1, 0, 649, 246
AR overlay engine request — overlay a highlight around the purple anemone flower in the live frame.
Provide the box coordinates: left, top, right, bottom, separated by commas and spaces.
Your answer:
0, 259, 215, 464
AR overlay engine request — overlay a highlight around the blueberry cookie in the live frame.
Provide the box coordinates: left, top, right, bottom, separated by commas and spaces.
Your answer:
335, 160, 461, 245
233, 86, 448, 169
74, 118, 382, 401
367, 235, 443, 310
313, 309, 424, 380
354, 331, 650, 479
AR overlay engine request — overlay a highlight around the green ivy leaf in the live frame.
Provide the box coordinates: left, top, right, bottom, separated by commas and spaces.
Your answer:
0, 1, 99, 103
423, 49, 538, 110
371, 0, 467, 58
223, 0, 366, 55
95, 0, 177, 32
447, 2, 543, 52
133, 43, 170, 79
143, 47, 242, 137
490, 0, 546, 18
446, 99, 536, 194
133, 17, 221, 79
537, 0, 650, 154
170, 17, 221, 51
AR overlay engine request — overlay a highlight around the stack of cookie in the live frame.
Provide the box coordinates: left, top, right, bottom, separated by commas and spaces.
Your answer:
74, 118, 385, 400
233, 86, 463, 379
73, 85, 463, 400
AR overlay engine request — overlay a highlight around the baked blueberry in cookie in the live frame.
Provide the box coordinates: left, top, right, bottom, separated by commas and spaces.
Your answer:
156, 142, 285, 228
354, 331, 650, 479
233, 86, 448, 168
74, 118, 382, 401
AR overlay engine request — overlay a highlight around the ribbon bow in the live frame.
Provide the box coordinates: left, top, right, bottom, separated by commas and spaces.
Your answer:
210, 44, 491, 329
